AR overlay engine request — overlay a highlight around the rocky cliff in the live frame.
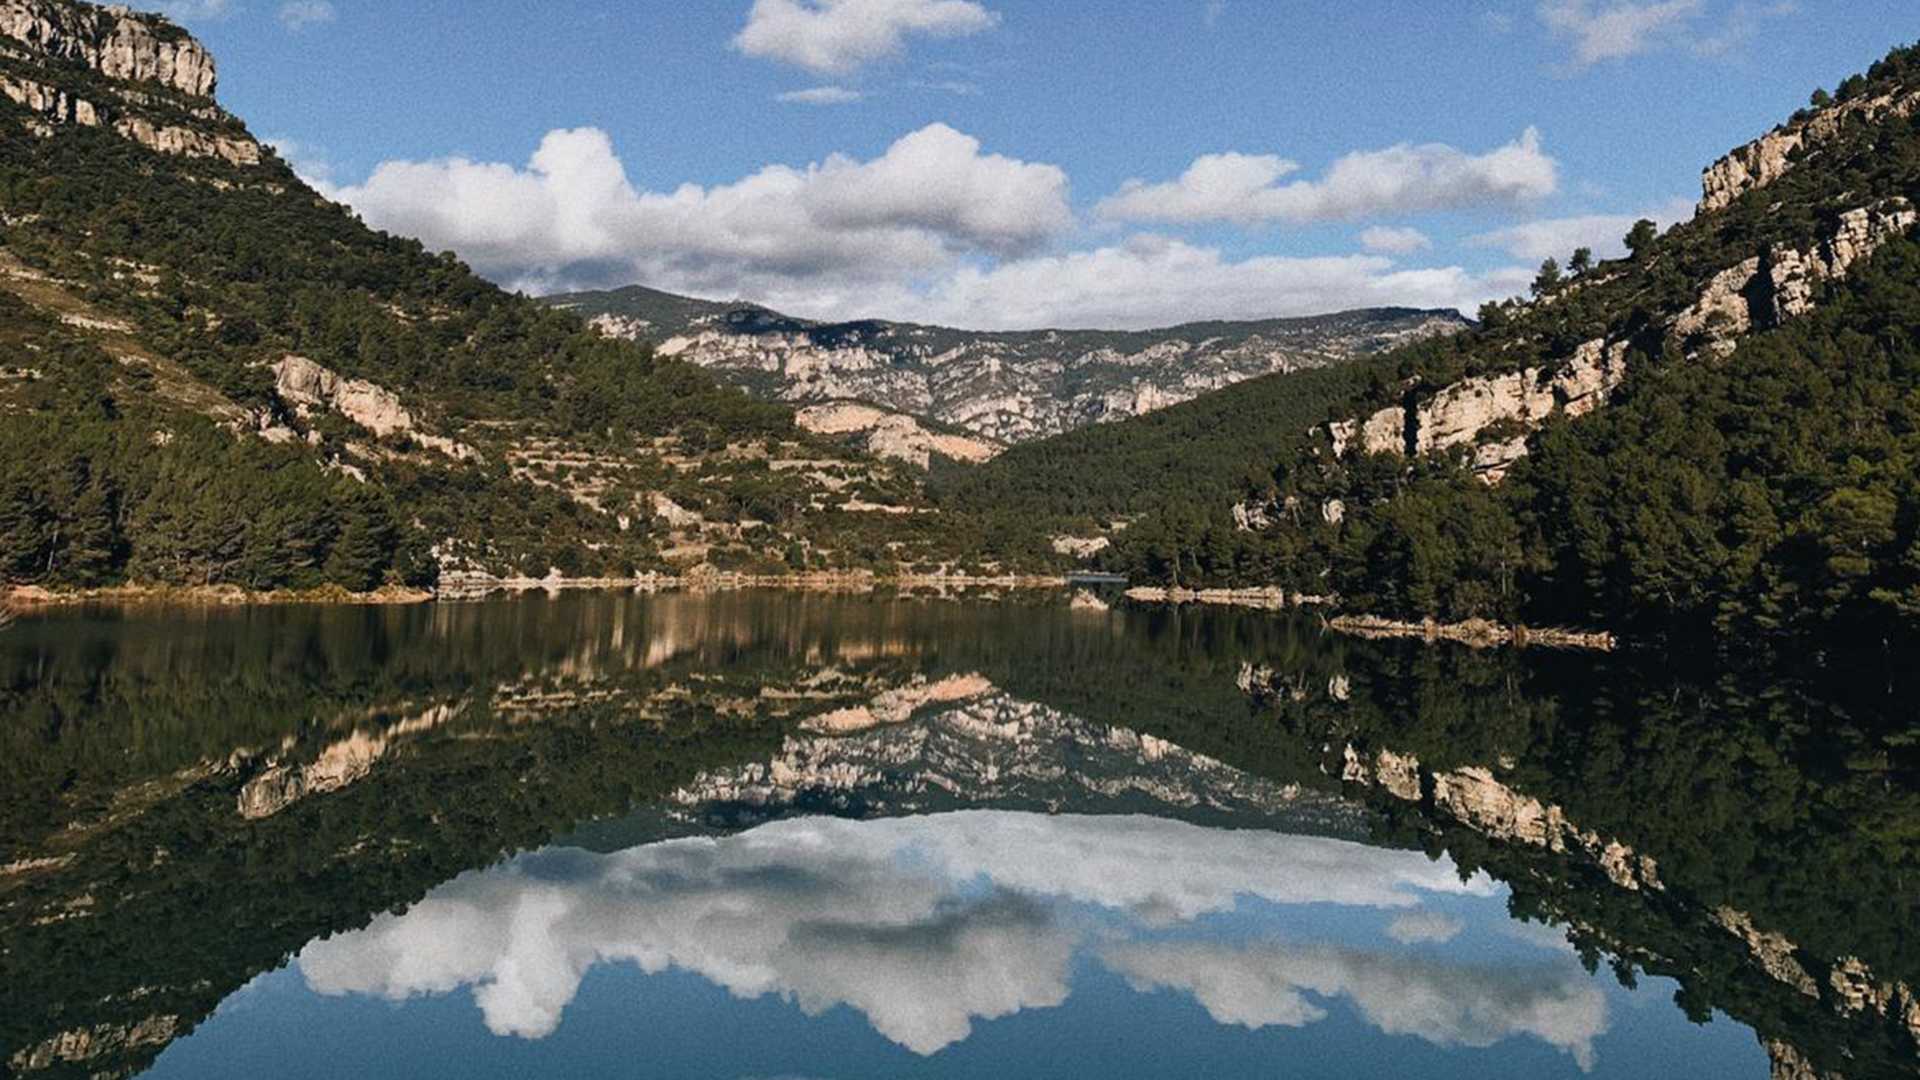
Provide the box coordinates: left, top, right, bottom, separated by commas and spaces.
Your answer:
548, 285, 1468, 448
1306, 70, 1920, 485
0, 0, 258, 164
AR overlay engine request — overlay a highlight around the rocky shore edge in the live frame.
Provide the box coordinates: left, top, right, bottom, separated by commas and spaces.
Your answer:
2, 570, 1073, 608
3, 577, 1615, 651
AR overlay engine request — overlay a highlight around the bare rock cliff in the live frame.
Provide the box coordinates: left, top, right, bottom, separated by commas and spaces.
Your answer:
0, 0, 216, 97
1700, 88, 1920, 213
0, 0, 260, 165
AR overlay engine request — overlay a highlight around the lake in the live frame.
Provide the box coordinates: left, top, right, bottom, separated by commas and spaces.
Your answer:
1, 592, 1914, 1079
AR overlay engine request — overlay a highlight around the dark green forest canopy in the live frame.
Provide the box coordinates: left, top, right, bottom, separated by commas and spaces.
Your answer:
1073, 42, 1920, 647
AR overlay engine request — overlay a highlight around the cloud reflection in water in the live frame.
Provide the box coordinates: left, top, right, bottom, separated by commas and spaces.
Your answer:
297, 811, 1602, 1066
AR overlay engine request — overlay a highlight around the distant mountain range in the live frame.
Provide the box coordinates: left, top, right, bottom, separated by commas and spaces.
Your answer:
544, 284, 1469, 456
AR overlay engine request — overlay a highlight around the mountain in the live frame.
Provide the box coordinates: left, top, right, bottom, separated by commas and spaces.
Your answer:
545, 283, 1468, 449
1077, 44, 1920, 644
0, 0, 975, 592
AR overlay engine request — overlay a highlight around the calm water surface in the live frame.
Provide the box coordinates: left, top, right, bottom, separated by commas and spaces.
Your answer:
1, 593, 1914, 1078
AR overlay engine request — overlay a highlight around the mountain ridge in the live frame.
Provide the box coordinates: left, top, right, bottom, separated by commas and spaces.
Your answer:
546, 282, 1469, 448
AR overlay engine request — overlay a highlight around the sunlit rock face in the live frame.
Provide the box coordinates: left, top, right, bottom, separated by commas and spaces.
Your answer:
295, 811, 1618, 1068
0, 0, 218, 97
1699, 88, 1920, 213
0, 1, 264, 165
552, 289, 1468, 446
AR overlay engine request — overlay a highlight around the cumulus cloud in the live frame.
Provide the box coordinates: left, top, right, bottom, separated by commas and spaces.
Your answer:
1102, 939, 1609, 1071
325, 123, 1070, 298
895, 236, 1533, 331
1466, 195, 1693, 261
775, 85, 864, 105
298, 813, 1503, 1054
1359, 225, 1433, 254
1537, 0, 1702, 68
324, 123, 1530, 328
278, 0, 335, 30
734, 0, 999, 75
1095, 131, 1557, 226
1385, 910, 1466, 944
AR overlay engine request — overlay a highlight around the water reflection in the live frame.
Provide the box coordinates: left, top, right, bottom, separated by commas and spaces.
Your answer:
291, 813, 1616, 1066
0, 592, 1913, 1079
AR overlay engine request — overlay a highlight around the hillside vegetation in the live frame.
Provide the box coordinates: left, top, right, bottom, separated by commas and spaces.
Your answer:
0, 0, 963, 591
1083, 43, 1920, 645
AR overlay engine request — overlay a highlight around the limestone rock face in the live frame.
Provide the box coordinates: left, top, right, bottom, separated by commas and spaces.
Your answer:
1326, 337, 1628, 480
1713, 906, 1821, 997
112, 113, 258, 165
0, 2, 263, 165
561, 290, 1469, 446
1700, 88, 1920, 213
795, 401, 1000, 468
1335, 742, 1663, 892
271, 354, 414, 437
0, 0, 218, 98
1320, 197, 1912, 488
1674, 199, 1917, 353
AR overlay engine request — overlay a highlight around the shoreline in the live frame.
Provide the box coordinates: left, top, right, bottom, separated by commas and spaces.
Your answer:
1123, 585, 1616, 651
3, 578, 1618, 650
3, 571, 1073, 609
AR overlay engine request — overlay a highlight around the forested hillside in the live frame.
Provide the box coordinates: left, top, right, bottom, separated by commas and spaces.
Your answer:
0, 0, 959, 591
1085, 42, 1920, 646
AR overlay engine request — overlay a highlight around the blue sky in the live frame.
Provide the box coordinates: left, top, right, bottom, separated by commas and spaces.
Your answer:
160, 1, 1916, 329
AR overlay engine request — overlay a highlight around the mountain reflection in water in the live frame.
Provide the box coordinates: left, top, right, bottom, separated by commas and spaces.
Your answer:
0, 592, 1913, 1079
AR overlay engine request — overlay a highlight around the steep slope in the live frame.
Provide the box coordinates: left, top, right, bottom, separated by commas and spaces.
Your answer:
1090, 43, 1920, 643
547, 283, 1468, 446
0, 0, 954, 593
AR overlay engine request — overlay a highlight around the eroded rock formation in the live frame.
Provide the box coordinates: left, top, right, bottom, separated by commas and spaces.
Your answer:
0, 0, 261, 164
1700, 88, 1920, 213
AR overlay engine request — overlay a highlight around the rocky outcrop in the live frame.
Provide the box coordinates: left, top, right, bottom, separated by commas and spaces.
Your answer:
1700, 88, 1920, 213
235, 703, 459, 819
0, 0, 218, 98
1325, 198, 1913, 483
795, 401, 1001, 468
112, 111, 258, 164
1328, 336, 1628, 479
1712, 906, 1821, 997
1674, 199, 1918, 354
0, 3, 264, 165
1337, 744, 1661, 891
557, 286, 1469, 446
799, 672, 994, 734
268, 354, 475, 459
8, 1014, 180, 1074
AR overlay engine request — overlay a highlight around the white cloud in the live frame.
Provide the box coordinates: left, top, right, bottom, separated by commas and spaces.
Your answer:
326, 122, 1070, 298
892, 236, 1533, 330
1096, 130, 1557, 226
1204, 0, 1227, 28
325, 125, 1543, 329
1359, 225, 1433, 254
1102, 939, 1609, 1071
1692, 1, 1797, 58
1466, 195, 1692, 261
775, 85, 864, 105
734, 0, 999, 75
1385, 910, 1466, 944
1537, 0, 1702, 68
278, 0, 335, 30
298, 812, 1504, 1054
